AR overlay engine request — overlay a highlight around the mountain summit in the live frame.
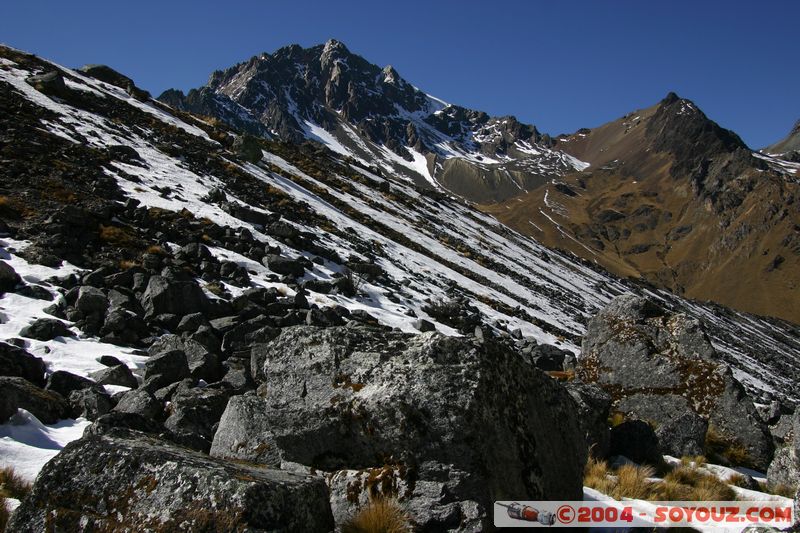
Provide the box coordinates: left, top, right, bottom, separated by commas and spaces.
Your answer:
488, 92, 800, 323
159, 40, 585, 202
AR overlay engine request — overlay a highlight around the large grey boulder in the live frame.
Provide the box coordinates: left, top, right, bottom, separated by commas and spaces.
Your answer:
75, 285, 108, 315
143, 349, 189, 390
89, 364, 138, 389
578, 295, 773, 470
139, 275, 208, 318
8, 429, 335, 532
149, 333, 221, 382
164, 385, 232, 452
656, 412, 709, 458
214, 325, 586, 529
113, 389, 163, 421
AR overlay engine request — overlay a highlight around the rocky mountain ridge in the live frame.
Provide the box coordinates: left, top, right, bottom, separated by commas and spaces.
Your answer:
159, 40, 587, 203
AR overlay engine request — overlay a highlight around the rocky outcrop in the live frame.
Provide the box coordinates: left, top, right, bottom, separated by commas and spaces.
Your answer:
578, 295, 773, 470
0, 341, 46, 386
8, 429, 335, 532
213, 325, 586, 529
0, 377, 70, 424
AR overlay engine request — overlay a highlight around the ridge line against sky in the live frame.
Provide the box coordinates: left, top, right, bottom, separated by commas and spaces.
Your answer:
1, 0, 797, 148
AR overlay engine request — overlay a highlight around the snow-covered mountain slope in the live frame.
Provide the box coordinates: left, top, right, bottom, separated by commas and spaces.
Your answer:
1, 45, 799, 405
159, 40, 586, 203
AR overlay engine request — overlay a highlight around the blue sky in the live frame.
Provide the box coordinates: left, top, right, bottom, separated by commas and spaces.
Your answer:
2, 1, 797, 148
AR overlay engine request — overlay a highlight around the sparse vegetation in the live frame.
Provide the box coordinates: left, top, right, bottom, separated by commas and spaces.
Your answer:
704, 425, 753, 468
0, 466, 31, 500
98, 224, 137, 247
145, 244, 168, 256
612, 463, 656, 500
205, 282, 227, 297
584, 457, 738, 502
341, 497, 411, 533
758, 481, 795, 498
608, 411, 626, 427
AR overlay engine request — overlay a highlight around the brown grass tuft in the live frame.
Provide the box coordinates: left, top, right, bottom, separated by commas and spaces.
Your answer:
705, 425, 753, 468
612, 464, 656, 500
0, 466, 31, 500
145, 245, 168, 256
98, 224, 137, 247
341, 497, 412, 533
758, 481, 795, 498
585, 457, 740, 502
692, 476, 737, 501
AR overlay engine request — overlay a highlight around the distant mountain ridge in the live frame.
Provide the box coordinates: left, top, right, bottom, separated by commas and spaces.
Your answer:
488, 92, 800, 323
159, 40, 587, 202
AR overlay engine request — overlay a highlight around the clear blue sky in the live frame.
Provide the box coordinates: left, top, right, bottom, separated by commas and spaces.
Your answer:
2, 1, 797, 148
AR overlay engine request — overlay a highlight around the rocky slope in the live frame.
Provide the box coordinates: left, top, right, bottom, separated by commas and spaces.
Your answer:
487, 93, 800, 324
765, 119, 800, 157
1, 45, 800, 530
159, 40, 587, 203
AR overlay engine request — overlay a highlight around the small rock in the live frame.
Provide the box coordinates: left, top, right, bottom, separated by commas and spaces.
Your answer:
46, 370, 99, 398
0, 376, 70, 424
412, 318, 436, 332
113, 389, 163, 421
19, 318, 74, 341
89, 364, 138, 389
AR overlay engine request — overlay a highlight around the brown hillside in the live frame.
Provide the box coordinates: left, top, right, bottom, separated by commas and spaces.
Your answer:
484, 94, 800, 324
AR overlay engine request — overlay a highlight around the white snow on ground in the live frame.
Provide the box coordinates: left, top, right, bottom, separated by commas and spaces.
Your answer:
0, 238, 149, 379
584, 457, 794, 533
0, 410, 90, 483
302, 120, 351, 157
754, 151, 800, 176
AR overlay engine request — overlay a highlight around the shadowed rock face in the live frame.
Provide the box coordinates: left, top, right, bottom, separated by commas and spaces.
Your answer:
212, 325, 587, 530
9, 429, 335, 532
578, 295, 774, 470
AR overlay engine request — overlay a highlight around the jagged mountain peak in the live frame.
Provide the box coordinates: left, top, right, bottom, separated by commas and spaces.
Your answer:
157, 41, 587, 202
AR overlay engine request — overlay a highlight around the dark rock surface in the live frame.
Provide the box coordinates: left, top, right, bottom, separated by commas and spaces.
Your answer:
0, 260, 21, 292
0, 376, 70, 424
563, 380, 612, 458
215, 325, 586, 529
8, 429, 335, 532
19, 317, 74, 340
609, 420, 662, 465
0, 341, 46, 386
